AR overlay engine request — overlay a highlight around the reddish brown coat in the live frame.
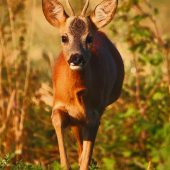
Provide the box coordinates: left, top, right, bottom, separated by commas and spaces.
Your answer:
52, 31, 124, 127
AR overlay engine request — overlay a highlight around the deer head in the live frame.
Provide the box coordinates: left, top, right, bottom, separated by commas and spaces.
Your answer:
42, 0, 118, 70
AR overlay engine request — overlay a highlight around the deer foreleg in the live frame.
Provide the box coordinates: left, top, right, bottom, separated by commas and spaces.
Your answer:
71, 125, 83, 166
79, 121, 100, 170
52, 108, 71, 170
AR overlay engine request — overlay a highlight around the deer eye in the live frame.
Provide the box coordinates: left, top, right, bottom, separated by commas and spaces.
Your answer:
86, 36, 93, 43
62, 36, 68, 43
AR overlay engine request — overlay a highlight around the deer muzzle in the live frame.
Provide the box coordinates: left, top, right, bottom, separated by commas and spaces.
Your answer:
68, 53, 85, 70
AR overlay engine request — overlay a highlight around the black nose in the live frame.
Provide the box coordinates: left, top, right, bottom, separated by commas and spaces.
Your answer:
68, 53, 85, 65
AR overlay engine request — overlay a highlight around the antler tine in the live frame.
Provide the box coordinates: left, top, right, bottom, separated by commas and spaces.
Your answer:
66, 0, 75, 16
80, 0, 90, 17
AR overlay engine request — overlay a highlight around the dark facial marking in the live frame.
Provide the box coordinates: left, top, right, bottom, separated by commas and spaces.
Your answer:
70, 18, 86, 37
67, 53, 85, 65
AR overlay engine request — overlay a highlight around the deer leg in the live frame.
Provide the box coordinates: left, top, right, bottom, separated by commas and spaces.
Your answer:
79, 121, 100, 170
51, 108, 71, 170
71, 125, 83, 168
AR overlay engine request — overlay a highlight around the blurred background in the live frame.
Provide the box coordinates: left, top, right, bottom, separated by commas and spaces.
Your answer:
0, 0, 170, 169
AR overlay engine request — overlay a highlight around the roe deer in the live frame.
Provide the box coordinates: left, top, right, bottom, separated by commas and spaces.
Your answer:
42, 0, 124, 169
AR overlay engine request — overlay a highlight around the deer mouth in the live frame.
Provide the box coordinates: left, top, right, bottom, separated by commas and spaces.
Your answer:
69, 63, 84, 70
67, 54, 86, 70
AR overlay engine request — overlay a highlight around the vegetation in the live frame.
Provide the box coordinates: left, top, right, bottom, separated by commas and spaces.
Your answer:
0, 0, 170, 169
0, 153, 64, 169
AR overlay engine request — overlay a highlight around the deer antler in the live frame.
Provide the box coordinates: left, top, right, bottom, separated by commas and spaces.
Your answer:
66, 0, 75, 16
81, 0, 90, 17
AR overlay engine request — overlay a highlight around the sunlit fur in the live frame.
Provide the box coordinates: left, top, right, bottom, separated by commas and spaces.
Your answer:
42, 0, 123, 170
58, 16, 94, 69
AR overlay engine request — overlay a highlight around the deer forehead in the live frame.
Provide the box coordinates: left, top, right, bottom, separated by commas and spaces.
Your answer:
69, 17, 86, 35
60, 17, 90, 37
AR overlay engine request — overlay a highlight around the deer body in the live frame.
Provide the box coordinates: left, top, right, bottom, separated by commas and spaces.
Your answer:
53, 31, 120, 123
42, 0, 124, 169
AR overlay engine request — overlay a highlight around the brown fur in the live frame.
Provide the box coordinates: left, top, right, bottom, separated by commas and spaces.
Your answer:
52, 31, 124, 169
42, 0, 123, 169
70, 17, 86, 36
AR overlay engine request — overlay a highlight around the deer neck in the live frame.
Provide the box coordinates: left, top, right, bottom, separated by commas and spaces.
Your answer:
68, 66, 88, 90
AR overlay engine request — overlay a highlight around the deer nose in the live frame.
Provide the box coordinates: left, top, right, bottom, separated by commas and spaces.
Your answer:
68, 53, 85, 66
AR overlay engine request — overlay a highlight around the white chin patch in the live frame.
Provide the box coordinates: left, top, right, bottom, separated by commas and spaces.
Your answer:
70, 63, 83, 70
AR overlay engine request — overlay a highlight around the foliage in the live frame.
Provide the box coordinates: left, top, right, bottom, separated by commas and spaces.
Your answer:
0, 0, 56, 167
0, 153, 45, 170
89, 159, 100, 170
0, 153, 64, 170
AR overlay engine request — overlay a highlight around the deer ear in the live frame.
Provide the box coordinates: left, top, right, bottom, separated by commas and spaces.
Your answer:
89, 0, 118, 29
42, 0, 68, 29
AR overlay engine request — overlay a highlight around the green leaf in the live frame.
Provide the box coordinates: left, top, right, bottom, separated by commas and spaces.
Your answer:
51, 161, 63, 170
149, 52, 163, 65
130, 42, 146, 53
119, 107, 136, 118
133, 14, 149, 23
154, 8, 159, 15
132, 26, 151, 37
153, 92, 163, 100
139, 55, 149, 64
133, 0, 140, 5
123, 151, 131, 157
102, 158, 115, 170
89, 159, 100, 170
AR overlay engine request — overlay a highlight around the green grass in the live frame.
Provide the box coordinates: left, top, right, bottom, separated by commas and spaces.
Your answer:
0, 154, 100, 170
0, 153, 63, 170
